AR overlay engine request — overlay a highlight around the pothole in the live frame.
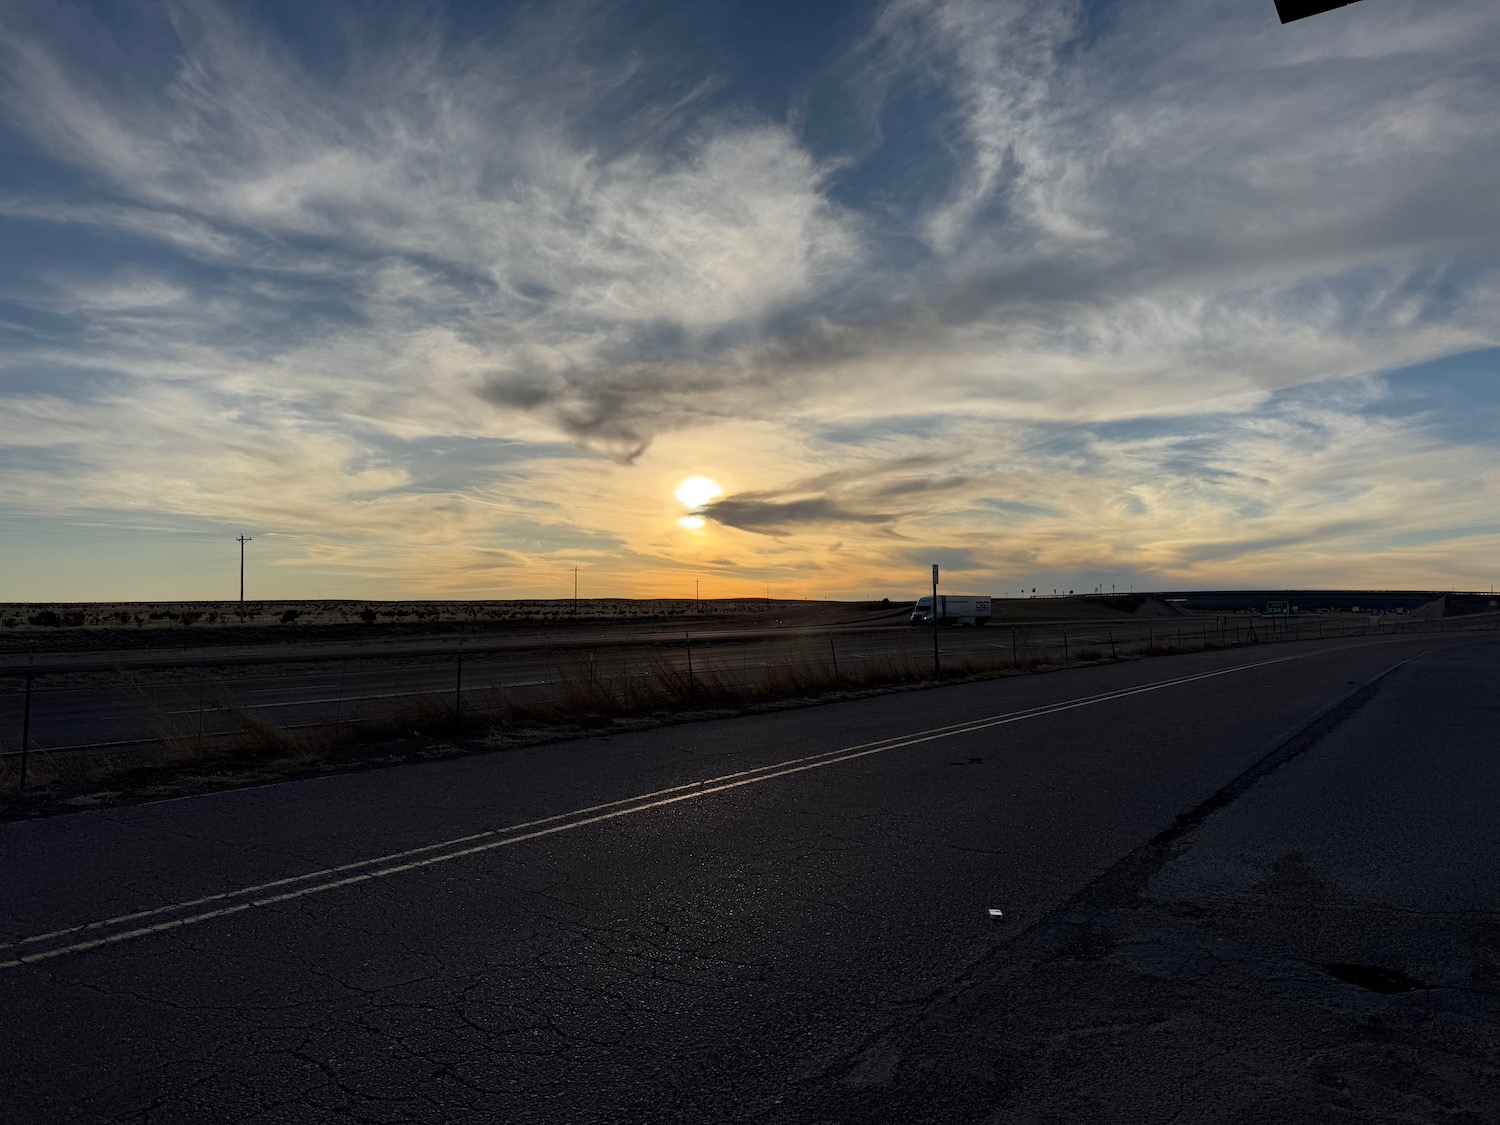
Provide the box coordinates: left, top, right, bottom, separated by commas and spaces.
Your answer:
1321, 962, 1426, 994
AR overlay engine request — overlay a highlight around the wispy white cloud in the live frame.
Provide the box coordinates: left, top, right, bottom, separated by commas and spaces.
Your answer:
0, 0, 1497, 597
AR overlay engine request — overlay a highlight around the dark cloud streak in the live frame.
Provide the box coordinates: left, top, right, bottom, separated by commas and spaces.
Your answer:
702, 494, 894, 534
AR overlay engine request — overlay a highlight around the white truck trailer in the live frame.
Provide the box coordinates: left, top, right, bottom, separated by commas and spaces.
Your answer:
910, 595, 993, 626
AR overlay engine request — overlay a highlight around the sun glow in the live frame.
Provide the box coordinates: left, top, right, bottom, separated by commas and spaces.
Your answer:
674, 476, 723, 509
677, 515, 706, 529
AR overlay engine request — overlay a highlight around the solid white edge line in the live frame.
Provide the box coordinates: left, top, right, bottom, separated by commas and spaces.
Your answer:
0, 640, 1396, 969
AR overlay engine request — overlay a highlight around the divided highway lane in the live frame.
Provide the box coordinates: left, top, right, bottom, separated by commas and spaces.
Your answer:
0, 627, 1049, 753
0, 617, 919, 678
1, 633, 1491, 1122
0, 655, 566, 753
0, 636, 860, 753
0, 620, 1403, 754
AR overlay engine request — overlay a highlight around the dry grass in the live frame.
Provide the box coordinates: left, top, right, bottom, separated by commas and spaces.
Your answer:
0, 596, 886, 638
0, 618, 1315, 813
0, 641, 958, 804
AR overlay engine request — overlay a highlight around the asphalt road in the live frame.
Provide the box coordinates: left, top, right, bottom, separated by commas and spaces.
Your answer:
2, 633, 1496, 1122
1, 616, 1400, 754
0, 655, 568, 753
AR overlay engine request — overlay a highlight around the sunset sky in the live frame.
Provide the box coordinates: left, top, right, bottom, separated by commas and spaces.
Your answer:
1, 0, 1497, 602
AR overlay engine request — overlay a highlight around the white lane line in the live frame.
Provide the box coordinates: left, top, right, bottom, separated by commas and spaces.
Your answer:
240, 684, 341, 696
142, 682, 557, 717
0, 644, 1371, 969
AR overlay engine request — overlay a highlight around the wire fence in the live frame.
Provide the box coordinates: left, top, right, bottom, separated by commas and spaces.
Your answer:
2, 611, 1496, 787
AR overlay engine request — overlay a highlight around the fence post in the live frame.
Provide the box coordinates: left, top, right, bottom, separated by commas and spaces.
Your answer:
334, 661, 347, 737
1011, 627, 1018, 665
829, 637, 840, 683
196, 658, 207, 748
1107, 627, 1116, 658
1062, 628, 1069, 661
19, 658, 33, 791
455, 645, 464, 716
686, 632, 694, 700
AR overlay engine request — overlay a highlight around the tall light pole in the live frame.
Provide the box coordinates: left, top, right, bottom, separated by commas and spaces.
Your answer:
237, 535, 252, 602
573, 566, 579, 616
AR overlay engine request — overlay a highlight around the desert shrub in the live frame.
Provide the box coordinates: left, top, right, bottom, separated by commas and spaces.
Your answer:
2, 617, 17, 628
361, 607, 378, 623
180, 611, 202, 626
28, 610, 62, 627
280, 609, 301, 624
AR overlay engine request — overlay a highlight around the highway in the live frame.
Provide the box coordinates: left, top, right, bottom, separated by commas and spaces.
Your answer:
2, 634, 1497, 1121
0, 614, 1454, 755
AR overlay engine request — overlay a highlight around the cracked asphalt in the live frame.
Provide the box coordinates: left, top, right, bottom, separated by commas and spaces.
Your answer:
2, 634, 1496, 1122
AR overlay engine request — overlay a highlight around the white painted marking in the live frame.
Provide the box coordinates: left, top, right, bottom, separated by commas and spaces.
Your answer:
0, 645, 1399, 970
149, 681, 557, 717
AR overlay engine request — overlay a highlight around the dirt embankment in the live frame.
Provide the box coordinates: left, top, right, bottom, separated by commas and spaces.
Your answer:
0, 599, 904, 655
988, 596, 1144, 623
0, 595, 1146, 656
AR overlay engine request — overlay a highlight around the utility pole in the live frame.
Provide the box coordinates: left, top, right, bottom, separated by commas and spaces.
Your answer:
19, 655, 33, 791
931, 563, 941, 676
573, 566, 579, 616
237, 535, 252, 602
695, 578, 700, 607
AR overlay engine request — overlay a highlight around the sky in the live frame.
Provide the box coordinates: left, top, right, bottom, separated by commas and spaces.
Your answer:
1, 0, 1497, 603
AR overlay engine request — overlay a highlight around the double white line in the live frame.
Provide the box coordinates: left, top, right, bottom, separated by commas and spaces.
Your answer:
0, 646, 1346, 970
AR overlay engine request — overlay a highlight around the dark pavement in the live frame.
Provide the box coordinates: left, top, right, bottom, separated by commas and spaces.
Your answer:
1, 615, 1404, 756
1, 634, 1495, 1122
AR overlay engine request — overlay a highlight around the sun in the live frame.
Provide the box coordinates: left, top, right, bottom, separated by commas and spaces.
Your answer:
675, 476, 723, 509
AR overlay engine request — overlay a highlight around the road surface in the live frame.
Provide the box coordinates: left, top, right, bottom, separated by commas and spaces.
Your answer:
2, 633, 1496, 1122
0, 615, 1424, 754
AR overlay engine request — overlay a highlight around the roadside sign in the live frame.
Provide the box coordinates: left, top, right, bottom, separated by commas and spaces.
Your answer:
1267, 600, 1290, 615
932, 564, 939, 586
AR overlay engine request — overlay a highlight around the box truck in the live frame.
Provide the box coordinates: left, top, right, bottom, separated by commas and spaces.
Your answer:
910, 595, 993, 626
